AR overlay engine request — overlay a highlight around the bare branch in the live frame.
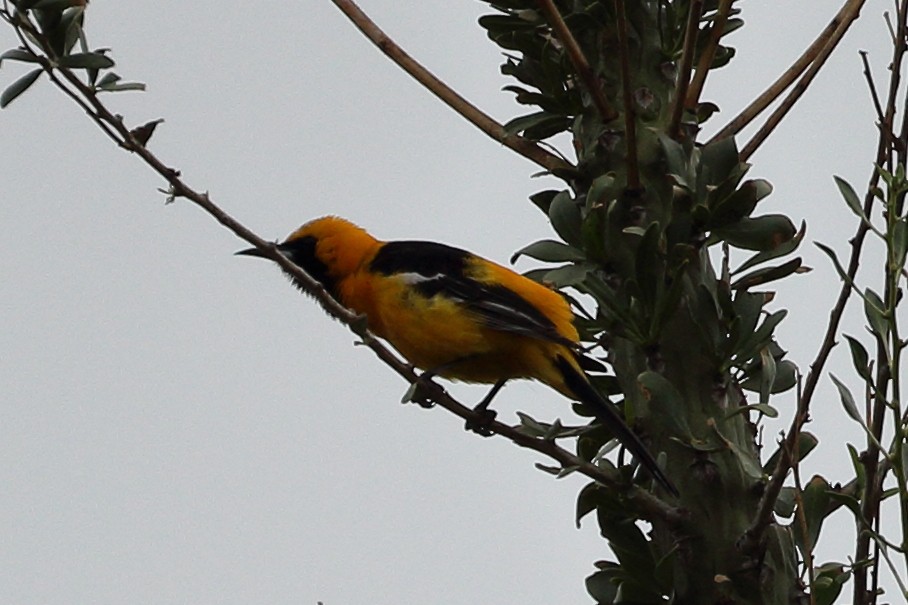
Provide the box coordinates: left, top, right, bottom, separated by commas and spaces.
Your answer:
329, 0, 574, 176
739, 0, 864, 161
743, 0, 896, 558
711, 0, 865, 147
743, 168, 881, 555
860, 50, 886, 125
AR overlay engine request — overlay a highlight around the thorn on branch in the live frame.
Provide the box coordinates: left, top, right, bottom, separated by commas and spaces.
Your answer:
158, 180, 192, 204
129, 118, 164, 147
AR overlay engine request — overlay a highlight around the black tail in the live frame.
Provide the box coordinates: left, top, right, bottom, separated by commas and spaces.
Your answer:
555, 356, 678, 497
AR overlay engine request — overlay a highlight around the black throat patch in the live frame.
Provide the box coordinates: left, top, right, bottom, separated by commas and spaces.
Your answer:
278, 235, 338, 297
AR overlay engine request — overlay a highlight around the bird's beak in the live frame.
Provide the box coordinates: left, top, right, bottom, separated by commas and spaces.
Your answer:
235, 245, 272, 259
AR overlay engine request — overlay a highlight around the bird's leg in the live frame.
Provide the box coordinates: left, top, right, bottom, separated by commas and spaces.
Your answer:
402, 369, 440, 408
403, 356, 477, 408
464, 379, 507, 436
402, 357, 508, 437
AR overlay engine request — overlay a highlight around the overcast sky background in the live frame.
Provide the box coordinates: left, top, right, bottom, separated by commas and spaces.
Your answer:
0, 2, 900, 603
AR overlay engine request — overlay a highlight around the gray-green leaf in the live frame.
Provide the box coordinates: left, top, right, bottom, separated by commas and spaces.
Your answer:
0, 67, 42, 108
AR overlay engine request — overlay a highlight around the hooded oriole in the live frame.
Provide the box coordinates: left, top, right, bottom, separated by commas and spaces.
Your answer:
239, 216, 675, 495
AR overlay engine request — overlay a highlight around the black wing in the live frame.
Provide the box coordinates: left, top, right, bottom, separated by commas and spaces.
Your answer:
370, 241, 575, 348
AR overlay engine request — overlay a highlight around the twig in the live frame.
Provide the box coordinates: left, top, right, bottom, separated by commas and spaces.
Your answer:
743, 144, 882, 557
789, 398, 818, 602
329, 0, 574, 176
710, 0, 866, 145
859, 50, 886, 125
898, 46, 908, 166
614, 0, 639, 189
536, 0, 618, 124
885, 9, 898, 45
742, 0, 894, 561
854, 0, 908, 597
685, 0, 732, 110
739, 0, 864, 161
668, 0, 703, 139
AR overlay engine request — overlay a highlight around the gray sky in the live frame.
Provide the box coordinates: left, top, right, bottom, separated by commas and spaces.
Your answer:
0, 2, 897, 603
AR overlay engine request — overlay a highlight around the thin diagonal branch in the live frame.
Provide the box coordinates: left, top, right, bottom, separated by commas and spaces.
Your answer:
329, 0, 574, 176
860, 50, 886, 125
710, 0, 865, 145
898, 68, 908, 167
669, 0, 703, 139
743, 0, 895, 555
536, 0, 618, 124
739, 0, 864, 161
743, 155, 885, 555
3, 6, 683, 528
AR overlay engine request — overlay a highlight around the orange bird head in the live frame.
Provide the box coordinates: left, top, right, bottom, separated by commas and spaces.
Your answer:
237, 216, 380, 297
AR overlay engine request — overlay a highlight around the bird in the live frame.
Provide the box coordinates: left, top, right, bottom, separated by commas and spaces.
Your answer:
237, 216, 676, 495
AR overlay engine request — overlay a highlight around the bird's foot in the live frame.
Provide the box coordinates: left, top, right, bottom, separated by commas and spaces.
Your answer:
464, 406, 497, 436
401, 371, 440, 408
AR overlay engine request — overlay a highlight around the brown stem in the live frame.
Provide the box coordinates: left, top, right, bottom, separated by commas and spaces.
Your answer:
329, 0, 574, 175
739, 0, 864, 161
711, 0, 865, 147
743, 145, 883, 557
743, 0, 890, 564
859, 50, 886, 126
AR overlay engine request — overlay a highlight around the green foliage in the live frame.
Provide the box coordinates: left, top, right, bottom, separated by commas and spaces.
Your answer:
474, 1, 811, 602
793, 475, 831, 559
0, 0, 143, 109
812, 563, 851, 605
0, 66, 40, 107
807, 159, 908, 602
